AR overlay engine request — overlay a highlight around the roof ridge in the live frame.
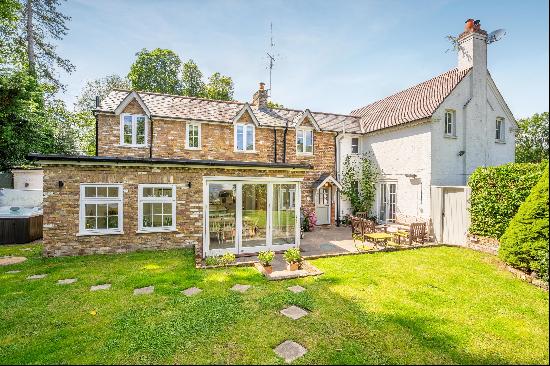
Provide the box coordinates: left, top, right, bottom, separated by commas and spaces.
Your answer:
350, 67, 470, 114
111, 88, 245, 106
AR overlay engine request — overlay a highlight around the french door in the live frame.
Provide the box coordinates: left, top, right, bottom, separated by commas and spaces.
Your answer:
378, 182, 397, 223
204, 178, 300, 256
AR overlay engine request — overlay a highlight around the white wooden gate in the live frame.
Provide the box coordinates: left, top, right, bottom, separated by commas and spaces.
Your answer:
431, 186, 470, 245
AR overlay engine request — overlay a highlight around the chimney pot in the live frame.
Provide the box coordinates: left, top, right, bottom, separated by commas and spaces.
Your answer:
259, 82, 265, 90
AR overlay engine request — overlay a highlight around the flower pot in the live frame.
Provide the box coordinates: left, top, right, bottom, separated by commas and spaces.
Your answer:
263, 265, 273, 274
287, 262, 300, 271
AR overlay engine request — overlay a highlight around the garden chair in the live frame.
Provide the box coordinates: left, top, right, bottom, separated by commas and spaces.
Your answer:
409, 222, 427, 245
351, 216, 363, 243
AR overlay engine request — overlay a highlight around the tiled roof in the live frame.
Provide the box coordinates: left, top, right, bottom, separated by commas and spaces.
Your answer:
99, 90, 361, 133
350, 68, 471, 133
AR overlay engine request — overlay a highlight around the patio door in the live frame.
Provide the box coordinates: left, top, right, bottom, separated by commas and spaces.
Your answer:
378, 182, 397, 223
205, 178, 300, 256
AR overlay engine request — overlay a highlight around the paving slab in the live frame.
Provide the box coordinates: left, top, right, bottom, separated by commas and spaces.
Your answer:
274, 340, 307, 363
0, 256, 27, 266
230, 284, 251, 293
57, 278, 77, 285
181, 287, 202, 296
5, 270, 21, 274
90, 284, 111, 291
287, 285, 306, 293
26, 274, 47, 280
280, 305, 309, 320
134, 286, 154, 295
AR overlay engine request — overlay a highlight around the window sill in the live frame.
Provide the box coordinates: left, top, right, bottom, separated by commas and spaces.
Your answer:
77, 230, 124, 237
297, 153, 314, 157
185, 147, 202, 151
234, 150, 257, 154
443, 135, 457, 139
136, 229, 179, 234
118, 144, 149, 148
495, 140, 506, 144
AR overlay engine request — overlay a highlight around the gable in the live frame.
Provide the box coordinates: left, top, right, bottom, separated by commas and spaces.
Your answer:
294, 109, 320, 131
232, 103, 259, 126
114, 91, 151, 116
487, 73, 517, 128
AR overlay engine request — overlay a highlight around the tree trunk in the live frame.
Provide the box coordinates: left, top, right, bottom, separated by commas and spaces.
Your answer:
25, 0, 36, 76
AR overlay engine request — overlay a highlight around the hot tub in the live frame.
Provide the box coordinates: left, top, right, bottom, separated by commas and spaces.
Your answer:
0, 206, 43, 244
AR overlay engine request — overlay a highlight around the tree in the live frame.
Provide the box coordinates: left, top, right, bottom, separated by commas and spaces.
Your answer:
0, 0, 21, 65
515, 112, 549, 163
19, 0, 75, 89
341, 152, 379, 215
75, 74, 130, 112
181, 59, 205, 97
128, 48, 182, 94
267, 101, 284, 109
204, 72, 234, 101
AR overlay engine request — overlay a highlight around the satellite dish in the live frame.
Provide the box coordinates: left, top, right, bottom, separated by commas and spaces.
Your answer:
487, 29, 507, 44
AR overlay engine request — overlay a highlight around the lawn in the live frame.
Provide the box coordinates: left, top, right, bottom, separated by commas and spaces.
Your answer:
0, 244, 548, 364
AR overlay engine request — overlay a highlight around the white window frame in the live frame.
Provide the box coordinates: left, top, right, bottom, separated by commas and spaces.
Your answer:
79, 184, 124, 236
138, 184, 177, 233
234, 123, 256, 152
185, 122, 201, 150
495, 117, 506, 143
296, 128, 314, 155
120, 113, 148, 147
444, 110, 456, 137
351, 137, 360, 154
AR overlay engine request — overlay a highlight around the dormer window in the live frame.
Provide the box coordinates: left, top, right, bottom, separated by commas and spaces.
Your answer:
444, 110, 456, 137
495, 117, 505, 143
120, 113, 147, 146
297, 128, 313, 155
235, 123, 255, 152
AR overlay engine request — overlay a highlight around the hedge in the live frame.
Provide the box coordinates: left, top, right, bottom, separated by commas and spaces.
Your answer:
468, 162, 546, 238
499, 166, 549, 281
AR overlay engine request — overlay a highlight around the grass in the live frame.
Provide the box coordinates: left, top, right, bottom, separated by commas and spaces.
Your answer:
0, 243, 548, 364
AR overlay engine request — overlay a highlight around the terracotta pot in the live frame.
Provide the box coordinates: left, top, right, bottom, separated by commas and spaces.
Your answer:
263, 265, 273, 274
287, 262, 300, 271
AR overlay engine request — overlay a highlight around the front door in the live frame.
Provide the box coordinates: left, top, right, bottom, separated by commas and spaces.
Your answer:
315, 187, 330, 225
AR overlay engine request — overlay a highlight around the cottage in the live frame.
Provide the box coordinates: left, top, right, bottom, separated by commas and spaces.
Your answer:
30, 20, 516, 263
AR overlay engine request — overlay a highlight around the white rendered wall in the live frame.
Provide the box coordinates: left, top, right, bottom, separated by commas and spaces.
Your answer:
12, 169, 44, 190
336, 134, 362, 218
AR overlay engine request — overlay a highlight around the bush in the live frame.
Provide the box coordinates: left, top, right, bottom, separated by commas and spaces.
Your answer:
283, 248, 302, 264
499, 166, 549, 281
220, 252, 236, 266
258, 250, 275, 266
302, 207, 316, 232
468, 162, 546, 238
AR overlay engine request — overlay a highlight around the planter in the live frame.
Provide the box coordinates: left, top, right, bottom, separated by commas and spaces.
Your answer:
287, 262, 300, 271
263, 265, 273, 274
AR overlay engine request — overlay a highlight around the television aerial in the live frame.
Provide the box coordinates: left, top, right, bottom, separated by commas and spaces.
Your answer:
487, 29, 506, 44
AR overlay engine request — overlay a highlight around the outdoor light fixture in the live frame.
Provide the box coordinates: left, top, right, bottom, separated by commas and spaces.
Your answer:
58, 181, 64, 188
458, 150, 466, 156
405, 174, 417, 179
186, 181, 192, 189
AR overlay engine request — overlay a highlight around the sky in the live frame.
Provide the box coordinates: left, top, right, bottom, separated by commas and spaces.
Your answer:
58, 0, 549, 119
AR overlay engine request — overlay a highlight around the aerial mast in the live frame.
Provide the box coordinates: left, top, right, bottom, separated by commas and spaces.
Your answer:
266, 22, 276, 97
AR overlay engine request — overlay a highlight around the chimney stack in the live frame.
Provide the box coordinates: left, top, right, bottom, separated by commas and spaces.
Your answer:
457, 19, 488, 72
252, 82, 268, 109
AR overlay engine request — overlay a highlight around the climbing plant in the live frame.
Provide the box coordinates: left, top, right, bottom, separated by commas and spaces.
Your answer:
341, 152, 379, 214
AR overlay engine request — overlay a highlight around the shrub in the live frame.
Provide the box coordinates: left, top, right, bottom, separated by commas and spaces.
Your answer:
302, 207, 316, 231
283, 248, 302, 264
205, 256, 220, 266
220, 252, 236, 266
468, 162, 546, 238
499, 166, 549, 281
258, 250, 275, 266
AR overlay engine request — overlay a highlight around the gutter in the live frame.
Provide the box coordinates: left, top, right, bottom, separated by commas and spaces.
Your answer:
149, 117, 154, 159
334, 131, 341, 227
273, 128, 277, 163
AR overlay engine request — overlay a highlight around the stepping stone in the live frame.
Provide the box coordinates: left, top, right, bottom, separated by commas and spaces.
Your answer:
6, 270, 21, 274
0, 256, 27, 266
57, 278, 77, 285
287, 285, 306, 293
274, 340, 307, 363
181, 287, 202, 296
280, 305, 308, 320
134, 286, 154, 295
26, 274, 47, 280
230, 284, 251, 293
90, 284, 111, 291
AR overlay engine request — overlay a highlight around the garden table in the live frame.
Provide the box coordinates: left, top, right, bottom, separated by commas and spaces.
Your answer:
365, 232, 394, 247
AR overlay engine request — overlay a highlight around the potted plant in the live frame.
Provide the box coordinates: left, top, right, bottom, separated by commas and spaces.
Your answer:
258, 250, 275, 274
283, 248, 302, 271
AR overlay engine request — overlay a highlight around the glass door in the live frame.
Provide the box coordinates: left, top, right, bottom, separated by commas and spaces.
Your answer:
271, 184, 298, 250
240, 183, 269, 253
207, 183, 237, 255
378, 182, 397, 223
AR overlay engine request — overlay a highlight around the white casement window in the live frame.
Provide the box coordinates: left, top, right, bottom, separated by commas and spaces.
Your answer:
495, 117, 505, 143
444, 110, 456, 137
79, 184, 123, 235
138, 185, 177, 232
297, 128, 314, 154
120, 113, 147, 146
351, 137, 360, 154
185, 122, 201, 149
235, 123, 255, 152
